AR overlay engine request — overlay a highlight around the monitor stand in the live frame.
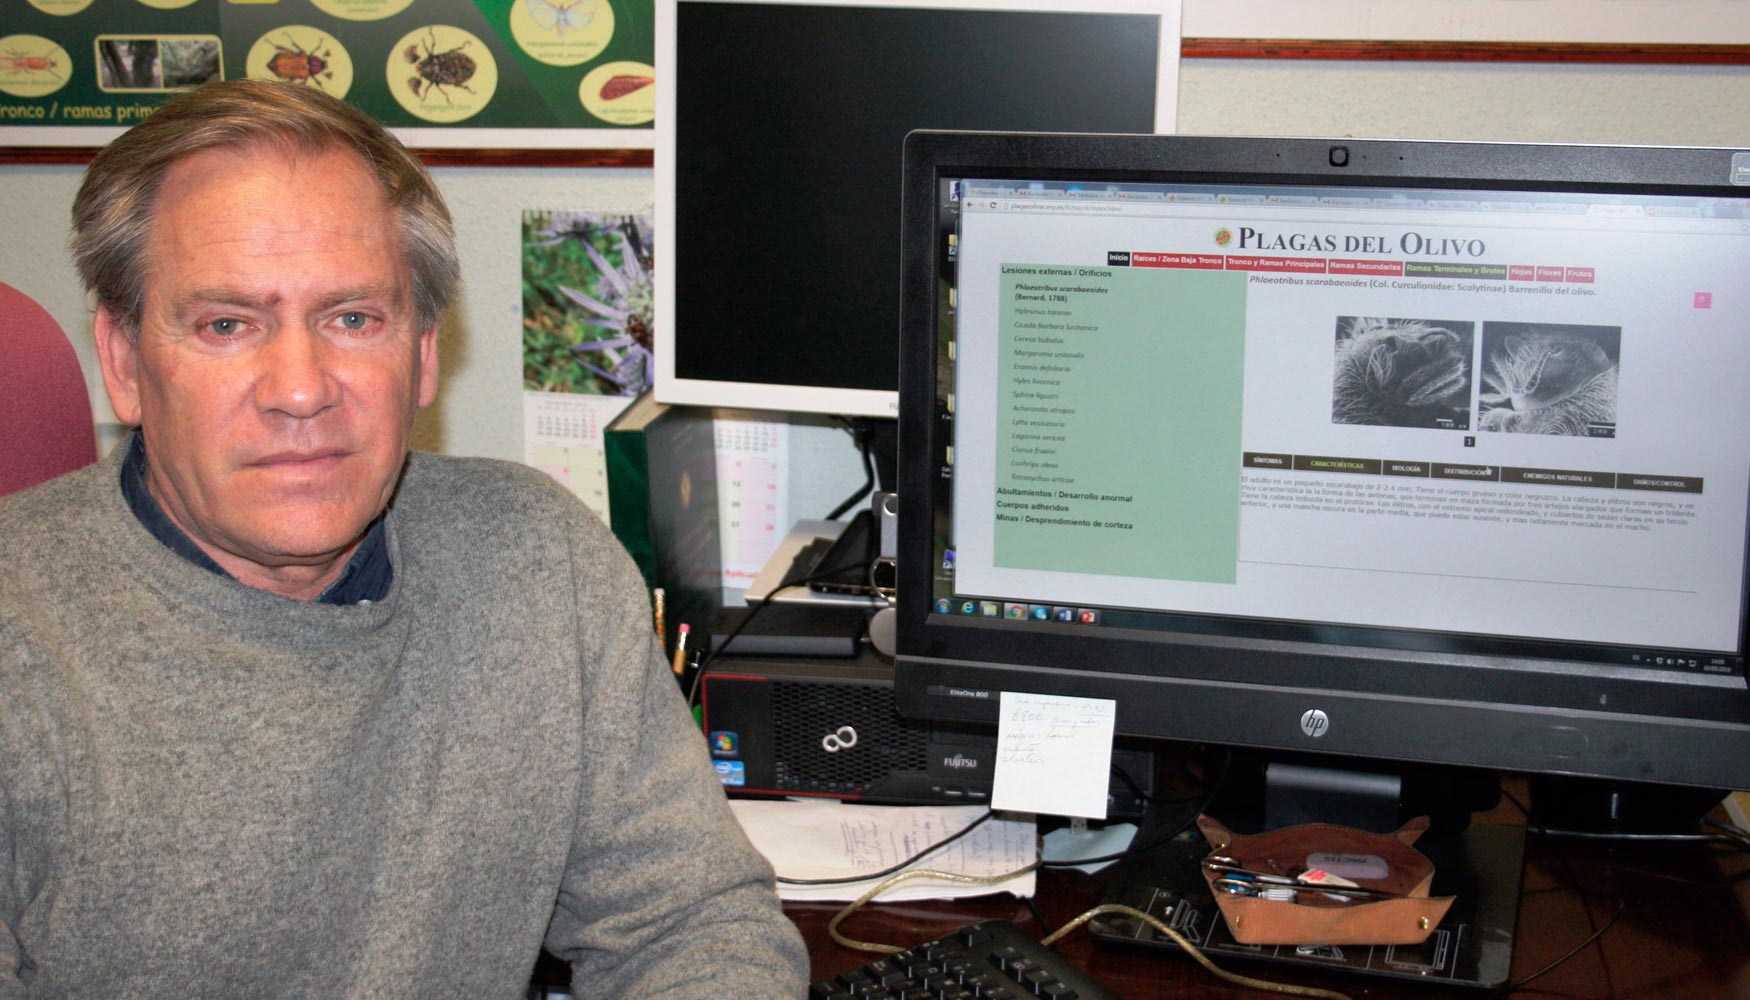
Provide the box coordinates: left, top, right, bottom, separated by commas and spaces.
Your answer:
1088, 753, 1524, 990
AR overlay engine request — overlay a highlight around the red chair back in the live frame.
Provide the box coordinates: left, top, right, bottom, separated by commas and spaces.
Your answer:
0, 281, 98, 496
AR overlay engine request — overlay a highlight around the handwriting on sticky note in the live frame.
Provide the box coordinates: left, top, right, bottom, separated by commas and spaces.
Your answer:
991, 692, 1116, 820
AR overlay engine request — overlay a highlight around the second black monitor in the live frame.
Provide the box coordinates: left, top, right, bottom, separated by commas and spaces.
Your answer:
656, 0, 1172, 417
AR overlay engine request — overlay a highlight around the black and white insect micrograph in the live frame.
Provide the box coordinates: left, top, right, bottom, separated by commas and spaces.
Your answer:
98, 39, 161, 90
161, 39, 221, 89
1331, 316, 1475, 430
1478, 322, 1620, 437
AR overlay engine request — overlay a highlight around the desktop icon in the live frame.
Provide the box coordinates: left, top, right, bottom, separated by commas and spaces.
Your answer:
934, 598, 953, 614
1029, 605, 1051, 621
1053, 606, 1076, 622
980, 601, 1000, 617
1004, 603, 1027, 619
1078, 609, 1101, 625
961, 600, 978, 615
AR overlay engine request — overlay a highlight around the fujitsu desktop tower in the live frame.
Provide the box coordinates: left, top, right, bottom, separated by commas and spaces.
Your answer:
699, 652, 1153, 817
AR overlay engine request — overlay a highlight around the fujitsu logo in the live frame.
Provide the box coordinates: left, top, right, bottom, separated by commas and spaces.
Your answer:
821, 726, 858, 753
943, 753, 979, 769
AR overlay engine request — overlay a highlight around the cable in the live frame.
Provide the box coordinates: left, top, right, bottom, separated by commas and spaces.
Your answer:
823, 419, 876, 521
826, 863, 1042, 954
1023, 893, 1051, 929
685, 557, 880, 707
826, 868, 1353, 1000
1039, 746, 1232, 869
1041, 904, 1353, 1000
1536, 828, 1713, 841
777, 810, 996, 886
1104, 761, 1154, 805
1506, 786, 1750, 849
1701, 817, 1750, 852
1501, 892, 1624, 992
1499, 785, 1628, 993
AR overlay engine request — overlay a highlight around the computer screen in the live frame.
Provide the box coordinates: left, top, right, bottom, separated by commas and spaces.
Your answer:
653, 0, 1174, 418
894, 131, 1750, 796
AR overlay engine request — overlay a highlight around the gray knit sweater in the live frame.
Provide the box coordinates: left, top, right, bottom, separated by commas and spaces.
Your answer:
0, 443, 807, 998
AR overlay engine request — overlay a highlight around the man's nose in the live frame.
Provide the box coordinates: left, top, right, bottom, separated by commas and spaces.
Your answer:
256, 325, 340, 418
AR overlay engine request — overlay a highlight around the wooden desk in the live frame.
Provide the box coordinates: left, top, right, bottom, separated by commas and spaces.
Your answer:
786, 822, 1750, 998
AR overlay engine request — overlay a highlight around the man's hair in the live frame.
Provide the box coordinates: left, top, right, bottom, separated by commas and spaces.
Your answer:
70, 79, 459, 337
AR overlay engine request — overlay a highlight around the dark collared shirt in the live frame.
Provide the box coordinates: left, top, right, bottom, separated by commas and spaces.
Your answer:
119, 434, 391, 604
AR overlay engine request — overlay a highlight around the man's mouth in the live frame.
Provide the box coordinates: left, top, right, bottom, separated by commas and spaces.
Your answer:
249, 448, 350, 468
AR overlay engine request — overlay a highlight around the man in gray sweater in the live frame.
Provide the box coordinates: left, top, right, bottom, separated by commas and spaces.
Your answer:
0, 79, 807, 998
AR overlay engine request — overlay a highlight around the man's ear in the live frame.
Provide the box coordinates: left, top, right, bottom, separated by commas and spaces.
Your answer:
415, 323, 439, 409
94, 305, 143, 426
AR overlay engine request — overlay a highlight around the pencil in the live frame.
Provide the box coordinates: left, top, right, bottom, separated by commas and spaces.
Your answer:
671, 623, 690, 676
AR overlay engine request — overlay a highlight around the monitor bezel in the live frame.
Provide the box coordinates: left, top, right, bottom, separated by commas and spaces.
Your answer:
893, 129, 1750, 792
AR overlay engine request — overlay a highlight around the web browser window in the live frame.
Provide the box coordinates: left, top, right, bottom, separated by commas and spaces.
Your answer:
938, 178, 1750, 668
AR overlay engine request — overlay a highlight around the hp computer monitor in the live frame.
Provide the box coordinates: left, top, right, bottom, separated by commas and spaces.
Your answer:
653, 0, 1175, 418
894, 131, 1750, 802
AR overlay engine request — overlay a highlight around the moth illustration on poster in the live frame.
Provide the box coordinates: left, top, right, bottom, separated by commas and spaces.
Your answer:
512, 0, 615, 67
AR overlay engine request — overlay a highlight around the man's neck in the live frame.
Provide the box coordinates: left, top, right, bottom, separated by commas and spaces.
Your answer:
207, 541, 363, 602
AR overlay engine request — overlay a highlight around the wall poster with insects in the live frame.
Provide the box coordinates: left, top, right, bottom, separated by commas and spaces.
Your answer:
1, 0, 655, 150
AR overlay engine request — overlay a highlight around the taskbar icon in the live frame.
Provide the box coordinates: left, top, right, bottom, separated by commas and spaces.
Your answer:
946, 597, 1104, 626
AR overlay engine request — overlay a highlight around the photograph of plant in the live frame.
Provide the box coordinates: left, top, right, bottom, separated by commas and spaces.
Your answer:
522, 209, 654, 395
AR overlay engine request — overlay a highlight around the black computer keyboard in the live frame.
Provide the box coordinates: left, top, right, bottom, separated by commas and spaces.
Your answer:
808, 918, 1122, 1000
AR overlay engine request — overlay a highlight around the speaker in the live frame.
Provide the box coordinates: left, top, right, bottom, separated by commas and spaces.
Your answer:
699, 652, 1153, 816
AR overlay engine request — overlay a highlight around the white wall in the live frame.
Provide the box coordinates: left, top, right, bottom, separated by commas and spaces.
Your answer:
5, 58, 1748, 521
1178, 61, 1750, 146
1181, 0, 1750, 44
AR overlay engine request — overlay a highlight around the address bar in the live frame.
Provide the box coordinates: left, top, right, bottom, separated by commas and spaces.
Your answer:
984, 199, 1162, 217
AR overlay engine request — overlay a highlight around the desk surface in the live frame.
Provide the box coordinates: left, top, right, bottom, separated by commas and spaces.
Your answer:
785, 819, 1750, 999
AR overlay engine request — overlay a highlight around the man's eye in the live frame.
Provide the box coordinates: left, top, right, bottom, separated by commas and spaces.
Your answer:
339, 311, 371, 330
207, 318, 244, 337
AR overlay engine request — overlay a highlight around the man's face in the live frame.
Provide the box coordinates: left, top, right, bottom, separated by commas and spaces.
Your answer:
95, 144, 438, 599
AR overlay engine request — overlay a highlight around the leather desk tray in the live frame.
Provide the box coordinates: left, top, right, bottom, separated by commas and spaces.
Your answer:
1196, 814, 1455, 946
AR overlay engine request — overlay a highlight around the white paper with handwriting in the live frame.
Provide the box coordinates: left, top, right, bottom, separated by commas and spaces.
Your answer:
991, 692, 1117, 820
727, 799, 1037, 901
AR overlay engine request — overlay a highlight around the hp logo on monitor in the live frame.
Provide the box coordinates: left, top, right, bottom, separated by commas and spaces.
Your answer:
1299, 709, 1330, 738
